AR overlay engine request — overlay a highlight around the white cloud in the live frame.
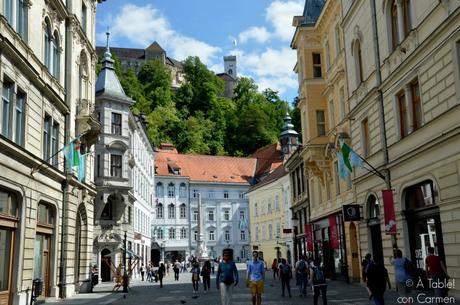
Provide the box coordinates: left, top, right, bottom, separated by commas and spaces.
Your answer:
238, 26, 271, 44
266, 0, 303, 41
102, 4, 220, 65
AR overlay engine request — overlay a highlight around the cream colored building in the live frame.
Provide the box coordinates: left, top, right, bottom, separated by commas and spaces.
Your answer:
0, 0, 102, 304
291, 0, 360, 281
341, 0, 460, 289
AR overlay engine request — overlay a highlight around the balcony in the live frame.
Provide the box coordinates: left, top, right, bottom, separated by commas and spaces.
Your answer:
75, 98, 101, 148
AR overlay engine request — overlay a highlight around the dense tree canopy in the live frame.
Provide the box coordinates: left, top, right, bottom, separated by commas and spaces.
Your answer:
97, 55, 300, 156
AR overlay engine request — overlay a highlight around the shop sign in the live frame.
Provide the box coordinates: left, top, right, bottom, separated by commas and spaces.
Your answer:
304, 224, 314, 251
329, 215, 339, 249
342, 204, 361, 221
283, 228, 292, 234
382, 189, 397, 235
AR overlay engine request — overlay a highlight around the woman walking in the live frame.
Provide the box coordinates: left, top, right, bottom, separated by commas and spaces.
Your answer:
216, 248, 239, 305
279, 258, 292, 297
191, 261, 201, 294
201, 260, 212, 293
271, 259, 279, 280
158, 263, 166, 288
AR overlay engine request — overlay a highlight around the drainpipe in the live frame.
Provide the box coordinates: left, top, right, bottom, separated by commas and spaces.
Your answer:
370, 0, 397, 252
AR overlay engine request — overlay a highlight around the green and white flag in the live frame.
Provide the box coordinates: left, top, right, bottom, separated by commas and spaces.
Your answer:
337, 142, 363, 179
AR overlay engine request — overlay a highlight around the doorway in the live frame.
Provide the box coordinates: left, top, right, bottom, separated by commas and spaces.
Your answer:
349, 222, 360, 282
0, 228, 15, 305
34, 234, 51, 297
367, 195, 383, 265
101, 249, 112, 282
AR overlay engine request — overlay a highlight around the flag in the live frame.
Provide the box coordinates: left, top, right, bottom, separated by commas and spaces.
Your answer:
73, 140, 81, 167
239, 218, 248, 230
63, 141, 74, 171
337, 142, 363, 180
77, 154, 86, 182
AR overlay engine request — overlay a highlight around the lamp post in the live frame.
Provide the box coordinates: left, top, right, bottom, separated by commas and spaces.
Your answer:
291, 214, 299, 262
122, 231, 128, 293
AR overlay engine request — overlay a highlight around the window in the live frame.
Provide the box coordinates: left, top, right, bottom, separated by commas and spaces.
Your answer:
193, 189, 198, 198
355, 40, 364, 85
37, 203, 54, 225
239, 210, 245, 220
157, 228, 164, 239
15, 91, 25, 146
389, 0, 411, 51
240, 230, 246, 240
127, 206, 131, 224
335, 24, 341, 54
402, 0, 411, 37
209, 230, 215, 241
208, 210, 214, 221
410, 80, 421, 131
391, 0, 399, 50
52, 32, 60, 79
276, 223, 281, 237
239, 192, 244, 199
168, 204, 175, 219
255, 203, 258, 217
4, 0, 13, 23
96, 155, 101, 177
397, 91, 408, 138
111, 113, 121, 135
224, 230, 230, 241
180, 204, 186, 219
81, 2, 87, 33
110, 154, 122, 177
339, 87, 345, 121
362, 118, 370, 157
156, 182, 164, 197
169, 227, 175, 239
325, 42, 330, 70
180, 227, 187, 239
51, 122, 59, 166
316, 110, 326, 136
193, 210, 198, 221
334, 161, 340, 195
274, 195, 279, 210
179, 183, 186, 198
101, 199, 112, 220
223, 191, 229, 199
168, 183, 175, 197
267, 199, 272, 212
16, 0, 27, 40
208, 191, 215, 199
0, 190, 18, 217
43, 116, 51, 161
329, 99, 335, 128
194, 231, 198, 241
1, 81, 13, 138
44, 20, 52, 70
312, 53, 322, 78
224, 210, 230, 221
156, 203, 163, 219
268, 224, 273, 240
405, 180, 434, 209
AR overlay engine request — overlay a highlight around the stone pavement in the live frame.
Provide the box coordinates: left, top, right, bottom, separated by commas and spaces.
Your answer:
45, 268, 458, 305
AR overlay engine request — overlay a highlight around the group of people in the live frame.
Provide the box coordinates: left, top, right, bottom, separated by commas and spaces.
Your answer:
362, 246, 449, 305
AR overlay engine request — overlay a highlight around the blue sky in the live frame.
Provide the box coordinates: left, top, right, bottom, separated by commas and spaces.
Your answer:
95, 0, 304, 103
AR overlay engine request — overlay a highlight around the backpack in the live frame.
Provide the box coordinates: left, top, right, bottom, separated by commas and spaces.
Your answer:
297, 260, 307, 273
281, 263, 290, 276
312, 266, 326, 285
404, 258, 417, 278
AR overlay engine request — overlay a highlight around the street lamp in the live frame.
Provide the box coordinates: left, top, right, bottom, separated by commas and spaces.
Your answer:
122, 231, 128, 293
291, 214, 299, 262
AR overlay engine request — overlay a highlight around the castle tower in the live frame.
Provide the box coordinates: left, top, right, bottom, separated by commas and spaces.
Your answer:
224, 55, 237, 79
280, 113, 299, 156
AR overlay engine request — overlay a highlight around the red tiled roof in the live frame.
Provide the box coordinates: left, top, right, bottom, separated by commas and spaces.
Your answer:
216, 73, 235, 82
155, 147, 257, 184
251, 143, 283, 177
248, 164, 288, 192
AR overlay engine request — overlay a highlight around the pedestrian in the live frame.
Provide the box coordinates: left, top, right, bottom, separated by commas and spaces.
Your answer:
310, 258, 327, 305
271, 259, 279, 280
158, 263, 166, 288
216, 249, 239, 305
247, 251, 265, 305
367, 255, 391, 305
201, 260, 212, 293
425, 246, 449, 302
191, 261, 201, 294
279, 258, 292, 298
146, 264, 152, 282
139, 263, 145, 281
181, 261, 186, 273
174, 260, 181, 281
211, 259, 216, 274
390, 249, 413, 305
362, 253, 373, 282
166, 262, 170, 275
295, 255, 309, 297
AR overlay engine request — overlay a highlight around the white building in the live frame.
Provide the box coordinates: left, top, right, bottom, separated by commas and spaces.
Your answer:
152, 144, 257, 263
0, 0, 103, 304
129, 114, 155, 271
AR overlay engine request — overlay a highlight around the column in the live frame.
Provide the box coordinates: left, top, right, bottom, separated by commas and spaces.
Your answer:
396, 0, 405, 43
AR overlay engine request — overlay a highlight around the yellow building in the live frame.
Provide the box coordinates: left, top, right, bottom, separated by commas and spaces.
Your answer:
292, 0, 361, 281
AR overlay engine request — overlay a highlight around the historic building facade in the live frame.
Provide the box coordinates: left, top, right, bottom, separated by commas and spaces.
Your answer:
341, 0, 460, 288
0, 0, 102, 304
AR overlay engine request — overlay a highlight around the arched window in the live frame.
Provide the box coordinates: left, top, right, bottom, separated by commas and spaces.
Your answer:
179, 183, 186, 198
44, 20, 52, 69
17, 0, 28, 40
79, 51, 88, 100
168, 183, 175, 197
168, 204, 175, 219
391, 0, 399, 50
368, 195, 380, 219
353, 40, 364, 86
388, 0, 411, 51
52, 31, 60, 79
156, 203, 163, 219
169, 227, 175, 239
405, 180, 434, 210
156, 182, 164, 197
180, 204, 186, 219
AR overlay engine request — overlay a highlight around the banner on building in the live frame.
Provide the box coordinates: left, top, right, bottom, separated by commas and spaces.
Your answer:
329, 215, 339, 249
382, 189, 397, 235
305, 224, 313, 252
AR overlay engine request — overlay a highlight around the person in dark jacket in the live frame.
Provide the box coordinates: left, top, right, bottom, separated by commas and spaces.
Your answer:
367, 255, 391, 305
158, 263, 166, 288
201, 260, 212, 292
278, 258, 292, 297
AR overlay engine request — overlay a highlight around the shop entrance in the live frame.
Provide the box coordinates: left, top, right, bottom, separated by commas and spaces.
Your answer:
367, 195, 383, 265
349, 222, 360, 282
101, 249, 112, 282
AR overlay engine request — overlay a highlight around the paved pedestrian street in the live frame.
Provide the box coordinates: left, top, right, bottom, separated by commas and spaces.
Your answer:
44, 267, 457, 305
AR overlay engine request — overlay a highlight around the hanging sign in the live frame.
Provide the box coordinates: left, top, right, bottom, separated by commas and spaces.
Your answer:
342, 204, 361, 221
329, 215, 339, 249
304, 224, 314, 252
382, 189, 397, 235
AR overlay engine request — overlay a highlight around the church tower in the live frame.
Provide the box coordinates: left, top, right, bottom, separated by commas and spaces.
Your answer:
224, 55, 237, 79
280, 113, 299, 156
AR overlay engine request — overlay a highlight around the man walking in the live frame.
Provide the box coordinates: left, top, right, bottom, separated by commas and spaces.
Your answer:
279, 258, 292, 297
310, 258, 327, 305
426, 246, 449, 303
247, 251, 265, 305
174, 260, 181, 281
295, 255, 309, 297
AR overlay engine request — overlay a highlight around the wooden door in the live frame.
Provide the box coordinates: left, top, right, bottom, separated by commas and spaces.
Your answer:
0, 228, 14, 305
43, 250, 50, 297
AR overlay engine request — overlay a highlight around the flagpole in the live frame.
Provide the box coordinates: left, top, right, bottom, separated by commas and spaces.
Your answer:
354, 153, 386, 181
